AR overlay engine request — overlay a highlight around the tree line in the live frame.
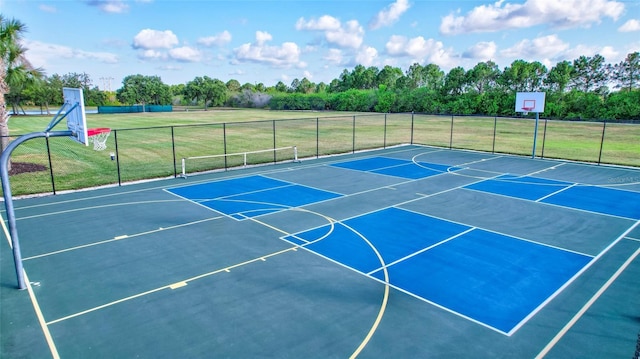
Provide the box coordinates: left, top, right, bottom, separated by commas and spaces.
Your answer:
4, 20, 640, 120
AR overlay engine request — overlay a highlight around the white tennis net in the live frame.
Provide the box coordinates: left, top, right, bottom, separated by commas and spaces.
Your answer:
181, 146, 298, 177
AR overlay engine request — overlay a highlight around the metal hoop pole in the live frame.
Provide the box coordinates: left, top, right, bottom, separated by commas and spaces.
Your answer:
1, 131, 71, 289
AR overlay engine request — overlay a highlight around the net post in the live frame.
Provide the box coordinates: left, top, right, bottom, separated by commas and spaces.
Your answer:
293, 146, 298, 162
243, 153, 247, 167
181, 158, 187, 178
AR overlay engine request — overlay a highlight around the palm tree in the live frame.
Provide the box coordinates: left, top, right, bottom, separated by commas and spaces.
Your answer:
1, 15, 43, 162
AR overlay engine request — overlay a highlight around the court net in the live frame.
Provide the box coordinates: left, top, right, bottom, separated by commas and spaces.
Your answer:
181, 146, 298, 177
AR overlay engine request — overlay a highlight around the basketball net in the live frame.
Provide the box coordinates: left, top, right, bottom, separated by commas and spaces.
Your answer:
87, 128, 111, 151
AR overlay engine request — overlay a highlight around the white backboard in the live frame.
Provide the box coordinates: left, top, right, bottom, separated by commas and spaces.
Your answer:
63, 87, 88, 145
515, 92, 546, 113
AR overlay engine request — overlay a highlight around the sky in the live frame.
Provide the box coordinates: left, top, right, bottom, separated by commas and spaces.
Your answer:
4, 0, 640, 90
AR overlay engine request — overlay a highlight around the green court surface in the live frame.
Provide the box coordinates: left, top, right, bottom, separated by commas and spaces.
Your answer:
2, 145, 639, 358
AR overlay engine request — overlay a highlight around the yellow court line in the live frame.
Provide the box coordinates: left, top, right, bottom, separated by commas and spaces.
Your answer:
340, 223, 390, 359
252, 206, 389, 358
169, 282, 188, 289
23, 271, 61, 359
0, 218, 60, 358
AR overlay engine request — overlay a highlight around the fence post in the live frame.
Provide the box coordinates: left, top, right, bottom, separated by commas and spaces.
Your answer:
45, 136, 56, 194
171, 126, 177, 178
410, 112, 414, 145
492, 116, 497, 153
384, 113, 387, 148
352, 115, 356, 153
223, 123, 228, 170
540, 118, 548, 159
316, 117, 319, 158
113, 130, 122, 186
272, 120, 277, 163
449, 115, 454, 149
598, 120, 606, 165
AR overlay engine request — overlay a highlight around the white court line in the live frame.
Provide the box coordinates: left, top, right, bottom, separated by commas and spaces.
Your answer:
524, 162, 568, 177
535, 240, 640, 358
46, 246, 298, 325
15, 200, 185, 221
367, 227, 476, 275
464, 186, 639, 221
536, 183, 578, 202
6, 146, 420, 213
279, 168, 500, 248
529, 220, 639, 344
23, 217, 222, 261
336, 222, 390, 359
398, 205, 594, 259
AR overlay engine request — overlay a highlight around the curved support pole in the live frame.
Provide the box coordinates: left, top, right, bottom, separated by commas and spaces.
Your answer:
1, 131, 71, 289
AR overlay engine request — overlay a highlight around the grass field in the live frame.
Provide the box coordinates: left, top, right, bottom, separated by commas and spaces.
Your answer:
2, 109, 639, 196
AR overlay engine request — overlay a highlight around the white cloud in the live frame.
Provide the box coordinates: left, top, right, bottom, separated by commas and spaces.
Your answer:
501, 34, 570, 60
169, 46, 202, 62
24, 40, 118, 67
385, 35, 455, 67
440, 0, 625, 35
255, 31, 272, 45
139, 49, 166, 60
563, 44, 619, 62
297, 16, 364, 49
619, 19, 640, 32
233, 32, 301, 67
355, 46, 379, 66
325, 20, 364, 49
296, 15, 342, 31
599, 46, 619, 60
132, 29, 179, 49
462, 41, 497, 60
197, 31, 232, 47
369, 0, 411, 30
85, 0, 129, 14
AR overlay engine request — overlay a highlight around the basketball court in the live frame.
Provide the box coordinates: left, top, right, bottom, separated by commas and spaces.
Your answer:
2, 143, 640, 358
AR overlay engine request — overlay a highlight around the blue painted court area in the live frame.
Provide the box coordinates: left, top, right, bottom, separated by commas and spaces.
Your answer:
466, 176, 640, 219
465, 175, 571, 201
167, 175, 342, 219
285, 207, 592, 334
285, 208, 469, 273
331, 156, 461, 179
541, 185, 640, 219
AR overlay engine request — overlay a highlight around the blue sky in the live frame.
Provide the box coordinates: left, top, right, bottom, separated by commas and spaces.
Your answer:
5, 0, 640, 90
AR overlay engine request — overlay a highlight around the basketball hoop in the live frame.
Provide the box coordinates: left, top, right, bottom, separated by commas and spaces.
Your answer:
521, 107, 533, 116
87, 128, 111, 151
521, 99, 536, 115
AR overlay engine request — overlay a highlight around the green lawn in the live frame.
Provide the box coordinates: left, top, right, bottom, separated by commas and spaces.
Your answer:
3, 109, 639, 196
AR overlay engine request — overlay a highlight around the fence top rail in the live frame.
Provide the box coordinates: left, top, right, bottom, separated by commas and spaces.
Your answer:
8, 112, 638, 138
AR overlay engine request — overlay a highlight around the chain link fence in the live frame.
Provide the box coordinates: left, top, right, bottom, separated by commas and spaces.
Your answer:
2, 113, 639, 197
